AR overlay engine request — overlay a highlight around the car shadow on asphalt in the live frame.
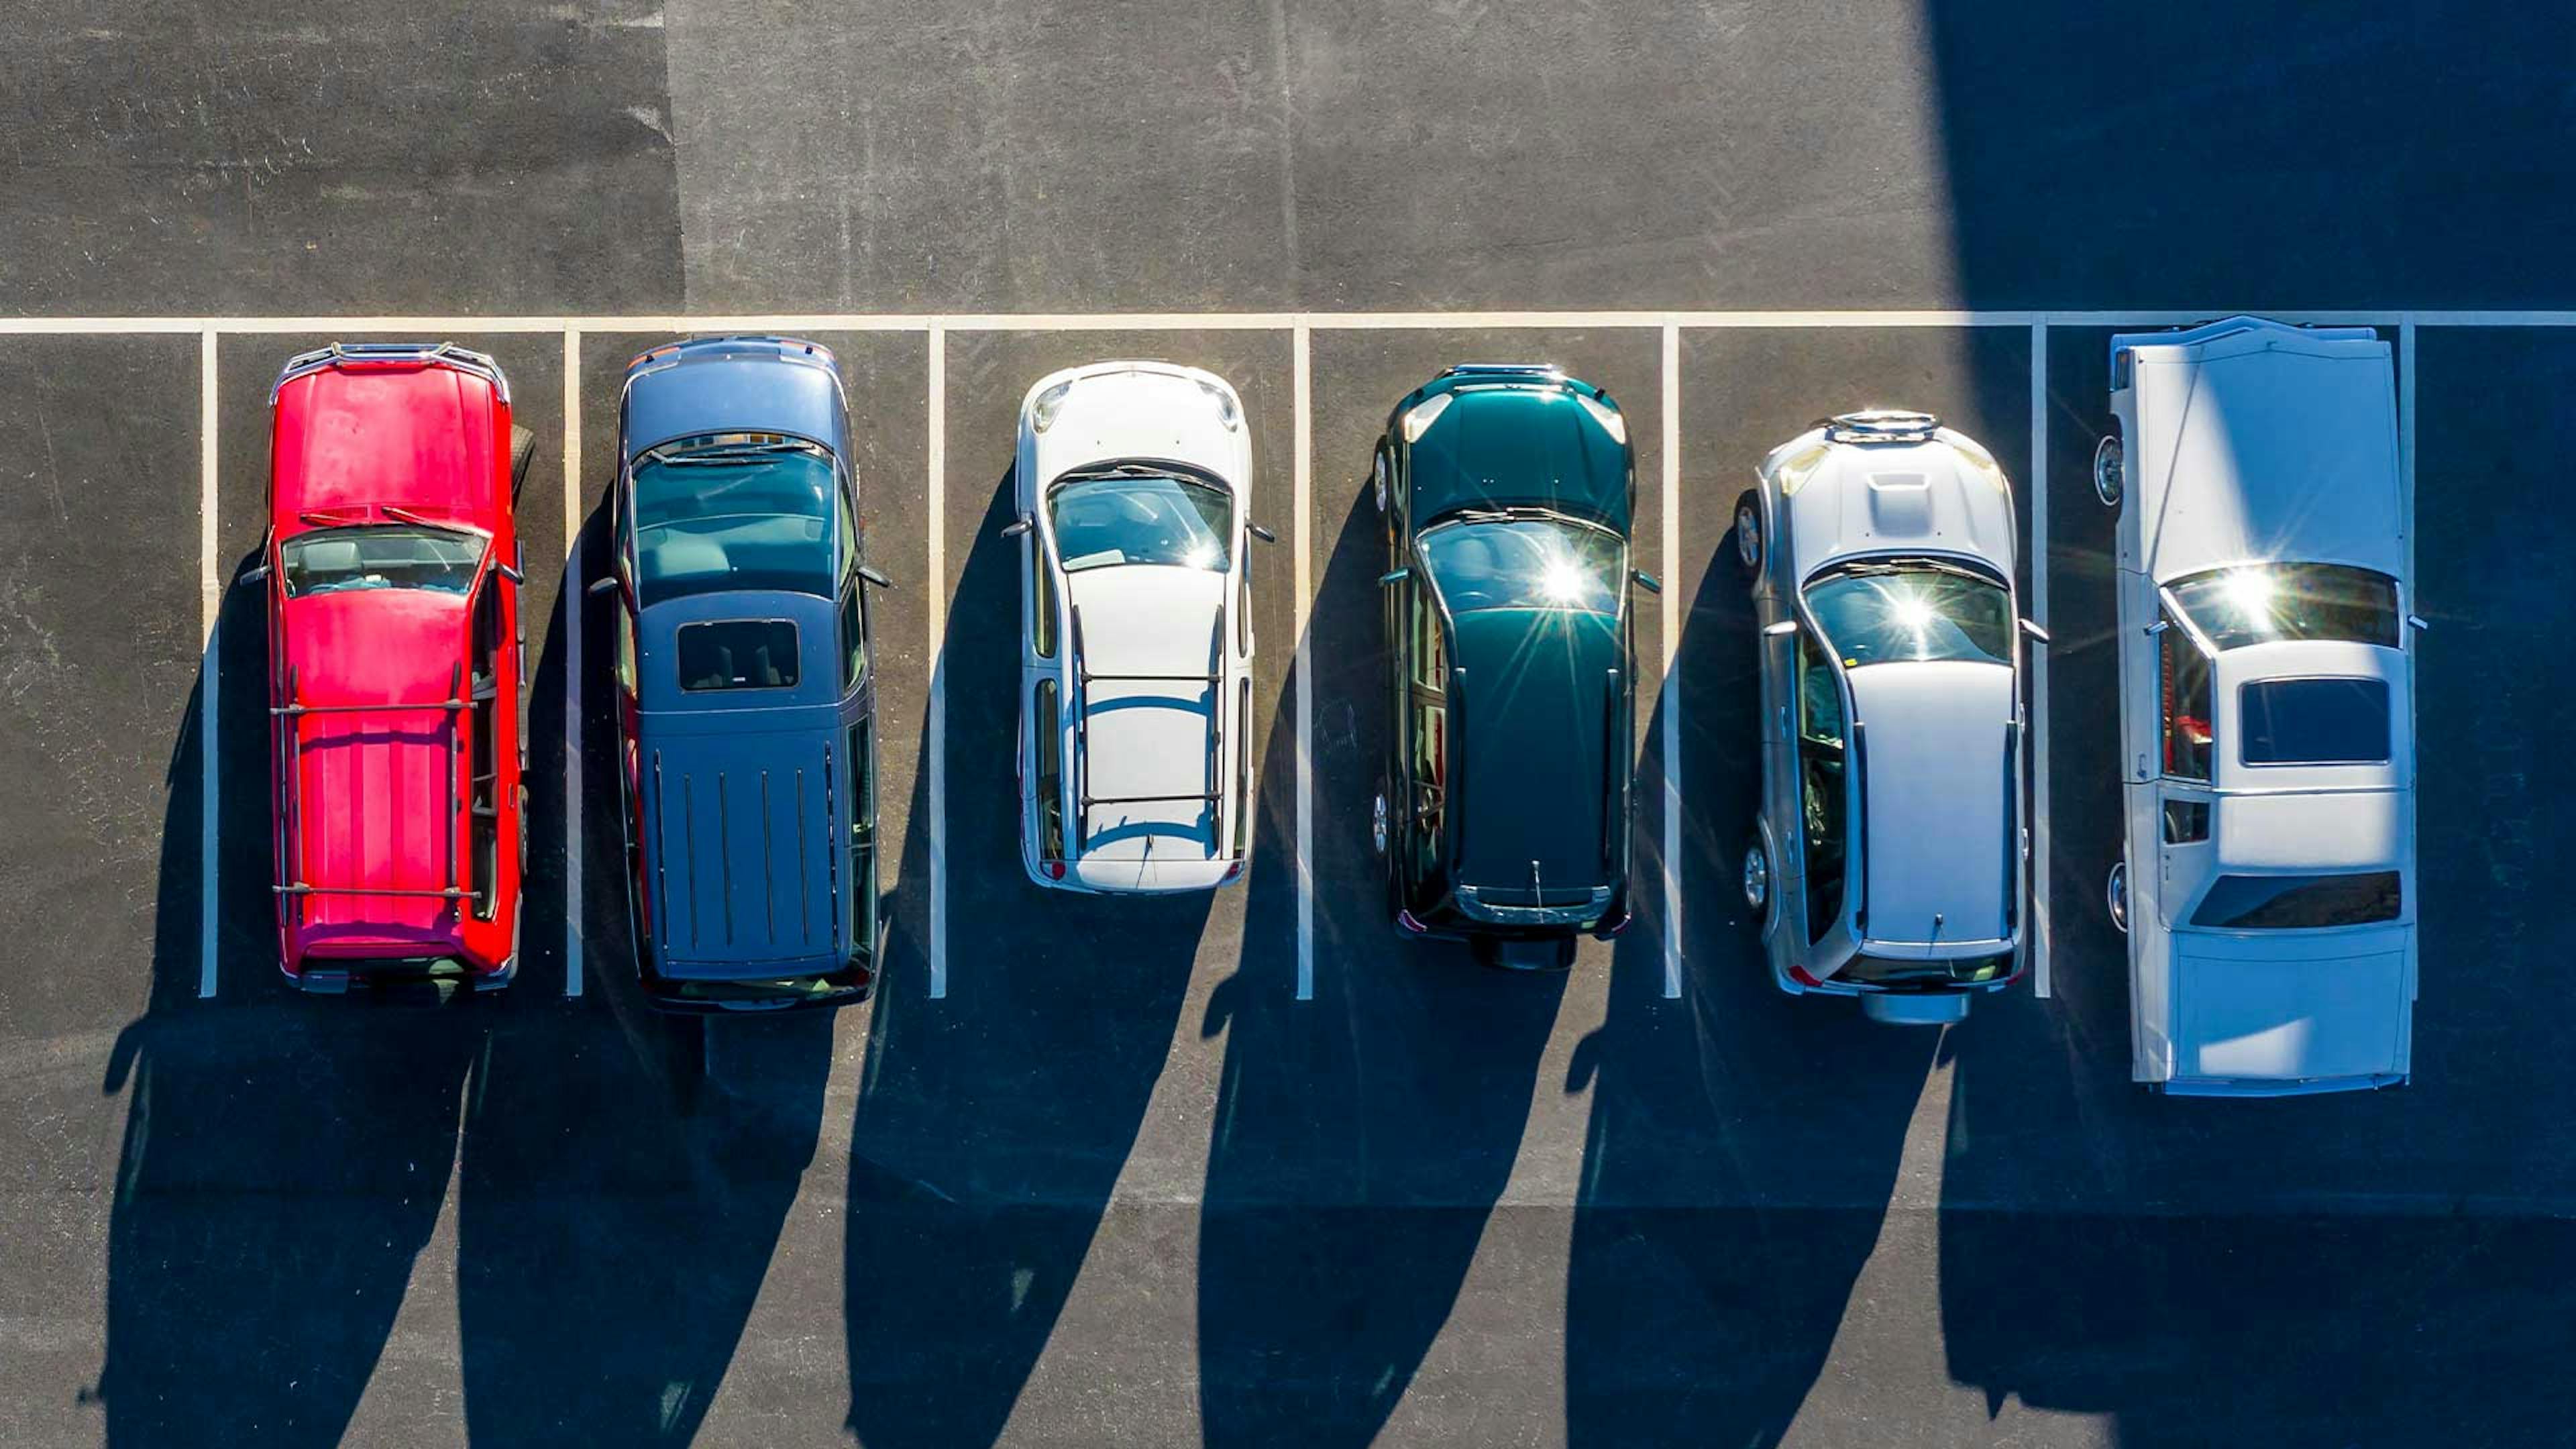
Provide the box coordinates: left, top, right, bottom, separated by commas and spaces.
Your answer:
1189, 466, 1570, 1448
97, 477, 828, 1446
1562, 502, 1938, 1447
839, 468, 1212, 1449
95, 548, 486, 1448
454, 493, 832, 1442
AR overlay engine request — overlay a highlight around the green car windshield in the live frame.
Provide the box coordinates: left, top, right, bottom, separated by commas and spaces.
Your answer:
1804, 558, 2011, 667
1047, 469, 1232, 572
633, 435, 835, 606
1418, 516, 1623, 614
282, 524, 483, 598
2165, 562, 2400, 651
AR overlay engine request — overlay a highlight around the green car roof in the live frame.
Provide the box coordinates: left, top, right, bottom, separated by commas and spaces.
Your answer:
1403, 375, 1632, 530
1445, 604, 1623, 898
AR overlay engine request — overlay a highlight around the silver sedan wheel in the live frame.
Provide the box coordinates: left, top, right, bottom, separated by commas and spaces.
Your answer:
1742, 839, 1769, 911
1372, 792, 1389, 856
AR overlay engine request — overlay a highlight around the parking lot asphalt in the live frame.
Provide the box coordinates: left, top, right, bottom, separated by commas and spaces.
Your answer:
7, 6, 2576, 1448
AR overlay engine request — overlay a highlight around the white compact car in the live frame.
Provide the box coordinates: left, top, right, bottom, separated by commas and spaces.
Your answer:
1733, 411, 2039, 1024
2096, 316, 2423, 1095
1009, 361, 1266, 894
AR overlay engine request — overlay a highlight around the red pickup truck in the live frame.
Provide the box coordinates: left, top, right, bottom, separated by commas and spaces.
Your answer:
258, 343, 533, 994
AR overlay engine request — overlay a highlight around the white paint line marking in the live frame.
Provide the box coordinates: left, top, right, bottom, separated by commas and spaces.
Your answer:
562, 329, 584, 999
926, 324, 948, 1000
2029, 323, 2052, 1001
17, 309, 2576, 339
1660, 320, 1682, 1001
199, 327, 220, 1000
1293, 321, 1315, 1002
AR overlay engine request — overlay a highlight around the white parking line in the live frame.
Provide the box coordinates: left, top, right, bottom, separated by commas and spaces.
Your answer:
926, 325, 949, 1000
562, 330, 584, 999
1659, 321, 1682, 1000
1293, 322, 1315, 1002
199, 327, 220, 1000
2028, 324, 2052, 1000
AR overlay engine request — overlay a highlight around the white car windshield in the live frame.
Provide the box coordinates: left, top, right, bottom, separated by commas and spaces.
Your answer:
281, 524, 482, 598
1417, 515, 1623, 614
1804, 559, 2011, 667
2165, 563, 2399, 650
1047, 468, 1232, 572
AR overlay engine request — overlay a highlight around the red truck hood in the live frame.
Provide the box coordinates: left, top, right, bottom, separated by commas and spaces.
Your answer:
279, 590, 471, 949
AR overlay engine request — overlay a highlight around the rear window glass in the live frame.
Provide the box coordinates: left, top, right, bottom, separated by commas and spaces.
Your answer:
281, 525, 482, 598
2241, 678, 2390, 765
676, 619, 800, 692
2191, 871, 2402, 930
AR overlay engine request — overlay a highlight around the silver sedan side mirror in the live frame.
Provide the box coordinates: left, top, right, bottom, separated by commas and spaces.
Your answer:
2407, 613, 2430, 632
587, 576, 619, 597
1248, 523, 1278, 544
2019, 618, 2051, 643
1002, 516, 1033, 539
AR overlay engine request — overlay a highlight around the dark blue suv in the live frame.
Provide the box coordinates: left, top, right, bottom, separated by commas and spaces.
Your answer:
594, 336, 891, 1010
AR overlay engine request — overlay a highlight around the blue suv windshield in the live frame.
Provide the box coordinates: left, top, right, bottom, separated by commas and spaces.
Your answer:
633, 436, 835, 606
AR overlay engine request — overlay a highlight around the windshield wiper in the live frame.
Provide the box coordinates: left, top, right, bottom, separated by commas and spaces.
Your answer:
1055, 462, 1181, 484
657, 441, 822, 466
378, 504, 478, 535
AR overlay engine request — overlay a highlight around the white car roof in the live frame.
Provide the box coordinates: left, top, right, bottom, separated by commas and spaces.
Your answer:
2117, 318, 2404, 584
1065, 565, 1228, 859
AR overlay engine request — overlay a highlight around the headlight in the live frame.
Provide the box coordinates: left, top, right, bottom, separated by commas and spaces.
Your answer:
1401, 392, 1453, 443
1030, 381, 1073, 433
1197, 378, 1241, 431
1575, 394, 1627, 445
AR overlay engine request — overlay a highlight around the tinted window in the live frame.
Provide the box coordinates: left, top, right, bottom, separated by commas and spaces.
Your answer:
2166, 564, 2400, 651
1798, 629, 1847, 947
1048, 472, 1231, 572
2241, 678, 2390, 765
1803, 561, 2012, 669
282, 525, 482, 598
837, 585, 867, 693
1034, 680, 1064, 860
2162, 799, 2210, 844
2192, 872, 2402, 930
2161, 614, 2212, 781
676, 620, 800, 692
631, 438, 835, 606
1418, 517, 1623, 615
1845, 953, 2010, 987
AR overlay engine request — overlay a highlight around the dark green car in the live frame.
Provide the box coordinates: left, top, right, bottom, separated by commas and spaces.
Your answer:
1369, 364, 1652, 970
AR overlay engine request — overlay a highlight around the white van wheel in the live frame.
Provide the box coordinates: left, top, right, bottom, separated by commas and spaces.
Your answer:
2106, 861, 2129, 934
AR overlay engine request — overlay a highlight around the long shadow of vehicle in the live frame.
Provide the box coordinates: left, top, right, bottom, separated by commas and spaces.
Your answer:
1564, 513, 1933, 1446
96, 552, 484, 1448
841, 470, 1212, 1449
1189, 475, 1568, 1448
455, 498, 830, 1442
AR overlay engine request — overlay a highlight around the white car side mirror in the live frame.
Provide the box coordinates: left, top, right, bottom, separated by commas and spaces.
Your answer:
587, 576, 619, 597
1002, 515, 1033, 539
2145, 619, 2171, 637
2019, 617, 2051, 643
2407, 613, 2430, 632
1762, 619, 1798, 637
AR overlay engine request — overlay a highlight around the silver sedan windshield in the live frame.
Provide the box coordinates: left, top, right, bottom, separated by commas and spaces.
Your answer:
1804, 560, 2010, 667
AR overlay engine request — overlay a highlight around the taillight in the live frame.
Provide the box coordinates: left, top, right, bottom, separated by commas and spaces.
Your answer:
1224, 861, 1242, 881
1601, 909, 1632, 937
1788, 965, 1822, 987
1045, 861, 1066, 881
1396, 909, 1427, 934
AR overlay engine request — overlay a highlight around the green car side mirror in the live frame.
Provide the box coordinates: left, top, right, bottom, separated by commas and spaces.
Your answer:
1378, 568, 1410, 587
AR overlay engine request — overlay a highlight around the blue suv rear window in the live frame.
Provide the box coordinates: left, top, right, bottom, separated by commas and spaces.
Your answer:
677, 619, 800, 692
2240, 678, 2390, 765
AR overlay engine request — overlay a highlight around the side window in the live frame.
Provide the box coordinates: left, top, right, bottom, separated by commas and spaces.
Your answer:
2162, 798, 2210, 844
2161, 613, 2212, 780
468, 578, 504, 919
1796, 629, 1847, 946
1033, 680, 1064, 860
835, 472, 861, 587
1030, 531, 1059, 658
847, 720, 877, 952
614, 600, 638, 695
1409, 585, 1446, 692
1412, 698, 1446, 876
612, 476, 635, 590
1232, 676, 1254, 860
838, 584, 867, 694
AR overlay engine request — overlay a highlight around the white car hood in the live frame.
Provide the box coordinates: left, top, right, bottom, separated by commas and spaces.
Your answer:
1032, 368, 1246, 488
2175, 927, 2410, 1085
1065, 565, 1226, 861
2131, 338, 2403, 584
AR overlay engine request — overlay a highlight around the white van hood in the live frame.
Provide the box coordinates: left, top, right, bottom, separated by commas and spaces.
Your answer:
2130, 334, 2402, 584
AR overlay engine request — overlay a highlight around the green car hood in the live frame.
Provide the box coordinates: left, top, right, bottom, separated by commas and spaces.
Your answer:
1409, 386, 1631, 529
1446, 606, 1625, 898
